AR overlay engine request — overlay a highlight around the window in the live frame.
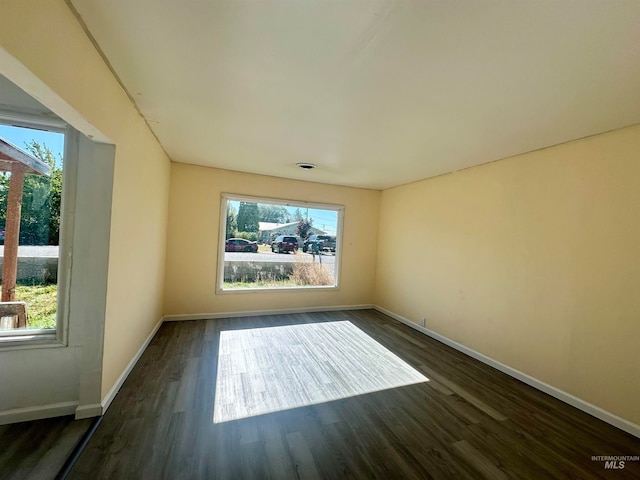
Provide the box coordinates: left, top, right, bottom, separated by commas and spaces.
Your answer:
0, 112, 73, 346
218, 194, 343, 291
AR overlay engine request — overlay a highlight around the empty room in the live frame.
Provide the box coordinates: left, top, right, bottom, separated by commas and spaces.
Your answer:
1, 1, 639, 479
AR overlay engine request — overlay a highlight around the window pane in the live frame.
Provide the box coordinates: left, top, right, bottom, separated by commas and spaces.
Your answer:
220, 196, 341, 290
0, 125, 64, 332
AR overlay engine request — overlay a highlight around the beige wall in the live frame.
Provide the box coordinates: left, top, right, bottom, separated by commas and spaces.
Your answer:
375, 124, 640, 425
101, 123, 170, 397
164, 164, 379, 315
3, 0, 637, 431
1, 1, 171, 400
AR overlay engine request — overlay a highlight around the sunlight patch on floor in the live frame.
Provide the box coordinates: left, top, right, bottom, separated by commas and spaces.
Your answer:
213, 321, 428, 423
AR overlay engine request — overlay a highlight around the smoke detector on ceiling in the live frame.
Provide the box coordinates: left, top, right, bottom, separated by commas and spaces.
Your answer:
296, 162, 316, 170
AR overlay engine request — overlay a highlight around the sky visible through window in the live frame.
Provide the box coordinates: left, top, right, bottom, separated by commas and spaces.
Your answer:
228, 200, 338, 235
0, 124, 64, 166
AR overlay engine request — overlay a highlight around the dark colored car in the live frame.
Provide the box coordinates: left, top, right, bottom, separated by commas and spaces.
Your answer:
225, 238, 258, 252
271, 235, 298, 253
303, 234, 336, 253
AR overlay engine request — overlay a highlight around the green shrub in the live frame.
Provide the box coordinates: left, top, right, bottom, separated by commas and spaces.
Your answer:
236, 231, 258, 242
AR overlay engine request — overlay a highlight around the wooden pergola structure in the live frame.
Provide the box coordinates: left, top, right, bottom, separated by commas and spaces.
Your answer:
0, 138, 50, 327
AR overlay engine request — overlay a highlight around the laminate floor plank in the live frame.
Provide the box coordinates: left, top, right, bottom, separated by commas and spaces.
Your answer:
285, 430, 323, 480
0, 416, 93, 480
417, 364, 509, 422
451, 439, 510, 480
463, 419, 601, 480
65, 310, 640, 479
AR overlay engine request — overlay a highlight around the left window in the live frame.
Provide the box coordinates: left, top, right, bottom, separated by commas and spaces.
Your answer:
0, 115, 67, 344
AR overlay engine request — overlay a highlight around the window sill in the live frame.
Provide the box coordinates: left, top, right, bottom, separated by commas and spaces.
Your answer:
0, 330, 64, 351
217, 285, 340, 294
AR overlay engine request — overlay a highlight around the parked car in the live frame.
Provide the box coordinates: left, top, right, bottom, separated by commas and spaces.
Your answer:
225, 238, 258, 252
271, 235, 298, 253
303, 234, 336, 253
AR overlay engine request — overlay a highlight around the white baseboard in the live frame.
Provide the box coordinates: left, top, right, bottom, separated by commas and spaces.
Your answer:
163, 304, 374, 322
100, 318, 163, 415
75, 403, 102, 420
0, 401, 78, 425
374, 305, 640, 439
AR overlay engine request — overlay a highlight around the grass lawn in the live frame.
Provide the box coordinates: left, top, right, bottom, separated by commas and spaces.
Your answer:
15, 284, 57, 329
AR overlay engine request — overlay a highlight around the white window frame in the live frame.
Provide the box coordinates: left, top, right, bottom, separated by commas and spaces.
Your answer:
217, 193, 344, 293
0, 111, 76, 349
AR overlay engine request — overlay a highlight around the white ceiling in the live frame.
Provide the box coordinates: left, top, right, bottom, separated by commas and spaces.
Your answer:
70, 0, 640, 190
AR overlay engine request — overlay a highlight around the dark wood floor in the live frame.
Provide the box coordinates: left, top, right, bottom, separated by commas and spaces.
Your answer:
0, 415, 93, 480
69, 310, 640, 479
